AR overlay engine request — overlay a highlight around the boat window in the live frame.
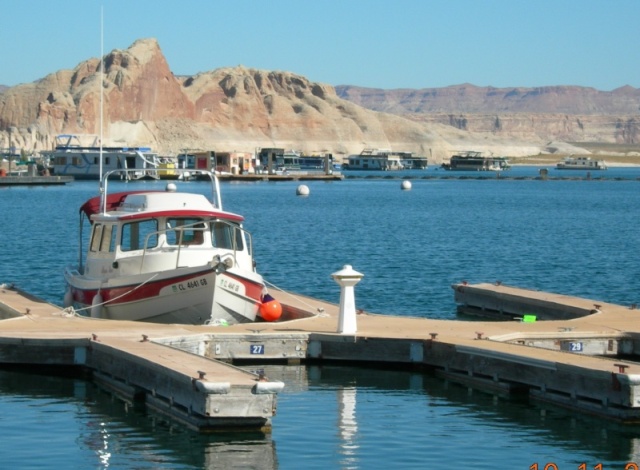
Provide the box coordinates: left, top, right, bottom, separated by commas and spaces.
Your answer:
166, 218, 205, 246
89, 223, 117, 253
99, 224, 115, 252
90, 224, 104, 252
211, 221, 244, 250
121, 219, 158, 251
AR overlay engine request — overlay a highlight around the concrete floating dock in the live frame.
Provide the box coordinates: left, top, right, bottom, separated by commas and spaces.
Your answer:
0, 175, 74, 186
217, 173, 343, 182
451, 281, 609, 320
2, 281, 640, 427
0, 285, 283, 432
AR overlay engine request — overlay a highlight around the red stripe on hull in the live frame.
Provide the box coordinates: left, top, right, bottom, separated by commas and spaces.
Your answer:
71, 268, 215, 306
223, 272, 264, 301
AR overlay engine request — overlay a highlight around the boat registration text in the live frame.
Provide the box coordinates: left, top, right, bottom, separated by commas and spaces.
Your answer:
171, 277, 208, 292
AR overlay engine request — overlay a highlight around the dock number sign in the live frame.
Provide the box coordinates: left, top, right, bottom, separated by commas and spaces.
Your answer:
561, 341, 583, 352
250, 344, 265, 355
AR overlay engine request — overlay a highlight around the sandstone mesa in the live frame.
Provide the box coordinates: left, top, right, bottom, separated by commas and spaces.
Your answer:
0, 38, 638, 164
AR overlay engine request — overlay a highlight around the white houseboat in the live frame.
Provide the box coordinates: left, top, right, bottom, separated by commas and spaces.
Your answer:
42, 134, 161, 180
442, 151, 511, 171
556, 156, 607, 170
343, 149, 405, 171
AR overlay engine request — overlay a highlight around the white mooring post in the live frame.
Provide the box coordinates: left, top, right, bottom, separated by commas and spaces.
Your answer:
331, 265, 364, 334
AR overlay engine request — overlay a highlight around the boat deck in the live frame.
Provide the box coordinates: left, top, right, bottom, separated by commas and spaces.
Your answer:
1, 281, 640, 428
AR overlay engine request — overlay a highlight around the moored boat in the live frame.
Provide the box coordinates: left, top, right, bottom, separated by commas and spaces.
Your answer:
400, 154, 429, 169
42, 134, 162, 180
156, 155, 180, 180
63, 169, 276, 325
343, 148, 405, 171
556, 156, 607, 170
442, 151, 510, 171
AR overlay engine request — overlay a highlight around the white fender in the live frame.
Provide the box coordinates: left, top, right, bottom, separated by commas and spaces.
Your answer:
63, 289, 73, 308
254, 381, 285, 394
91, 293, 103, 318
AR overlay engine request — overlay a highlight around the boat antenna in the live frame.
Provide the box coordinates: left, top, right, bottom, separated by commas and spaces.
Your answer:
99, 5, 104, 192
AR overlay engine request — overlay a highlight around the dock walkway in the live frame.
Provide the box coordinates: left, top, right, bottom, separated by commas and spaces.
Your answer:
1, 281, 640, 428
0, 175, 73, 186
217, 173, 343, 182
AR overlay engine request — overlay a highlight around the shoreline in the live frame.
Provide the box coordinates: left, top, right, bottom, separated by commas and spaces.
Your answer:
510, 162, 640, 168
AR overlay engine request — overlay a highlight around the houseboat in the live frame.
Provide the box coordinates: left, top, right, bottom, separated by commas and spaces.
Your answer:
156, 156, 180, 180
255, 148, 334, 173
343, 149, 405, 171
398, 152, 428, 169
42, 134, 161, 180
442, 151, 511, 171
556, 156, 607, 170
256, 148, 301, 173
178, 150, 255, 176
176, 149, 215, 179
299, 154, 334, 171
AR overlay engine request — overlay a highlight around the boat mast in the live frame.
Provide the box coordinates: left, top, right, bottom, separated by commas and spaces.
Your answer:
99, 6, 104, 187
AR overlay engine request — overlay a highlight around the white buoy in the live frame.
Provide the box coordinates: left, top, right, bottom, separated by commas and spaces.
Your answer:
166, 182, 177, 192
296, 184, 310, 196
401, 180, 412, 191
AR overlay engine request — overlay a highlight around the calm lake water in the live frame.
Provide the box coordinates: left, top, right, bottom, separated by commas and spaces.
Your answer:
1, 166, 640, 469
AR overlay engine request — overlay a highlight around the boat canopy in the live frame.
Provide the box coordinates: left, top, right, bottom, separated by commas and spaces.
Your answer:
107, 209, 243, 222
80, 191, 151, 219
80, 190, 243, 224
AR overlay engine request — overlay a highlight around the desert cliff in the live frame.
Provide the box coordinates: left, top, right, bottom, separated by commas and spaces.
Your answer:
0, 38, 638, 164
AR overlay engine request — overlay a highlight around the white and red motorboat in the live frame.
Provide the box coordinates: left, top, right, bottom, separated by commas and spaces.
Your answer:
64, 169, 278, 324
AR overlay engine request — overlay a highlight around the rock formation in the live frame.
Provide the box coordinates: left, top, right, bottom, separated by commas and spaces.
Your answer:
0, 38, 638, 164
336, 85, 640, 147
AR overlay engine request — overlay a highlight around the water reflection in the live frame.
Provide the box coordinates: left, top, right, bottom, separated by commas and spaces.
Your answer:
263, 364, 640, 466
0, 370, 277, 469
337, 387, 358, 468
3, 364, 640, 468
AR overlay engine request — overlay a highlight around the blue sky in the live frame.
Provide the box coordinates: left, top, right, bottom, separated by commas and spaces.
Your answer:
2, 0, 639, 91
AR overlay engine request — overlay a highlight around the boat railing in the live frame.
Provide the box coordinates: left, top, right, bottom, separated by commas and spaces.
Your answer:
101, 168, 223, 210
132, 218, 253, 274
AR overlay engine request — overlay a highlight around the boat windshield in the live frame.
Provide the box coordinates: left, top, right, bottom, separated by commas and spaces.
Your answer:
121, 219, 159, 252
166, 218, 205, 246
212, 221, 244, 251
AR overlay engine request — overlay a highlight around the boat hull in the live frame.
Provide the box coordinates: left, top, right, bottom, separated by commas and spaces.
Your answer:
65, 265, 264, 325
556, 157, 607, 170
556, 166, 607, 170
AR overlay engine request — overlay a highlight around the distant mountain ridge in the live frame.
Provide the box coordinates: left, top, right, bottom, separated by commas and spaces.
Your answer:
335, 84, 640, 115
0, 38, 638, 163
0, 38, 473, 161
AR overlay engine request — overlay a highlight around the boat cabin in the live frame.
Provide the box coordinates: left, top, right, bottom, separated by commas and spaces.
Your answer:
80, 189, 251, 279
344, 149, 405, 170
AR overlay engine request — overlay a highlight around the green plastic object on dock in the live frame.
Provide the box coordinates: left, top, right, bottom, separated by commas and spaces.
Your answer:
522, 314, 537, 323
